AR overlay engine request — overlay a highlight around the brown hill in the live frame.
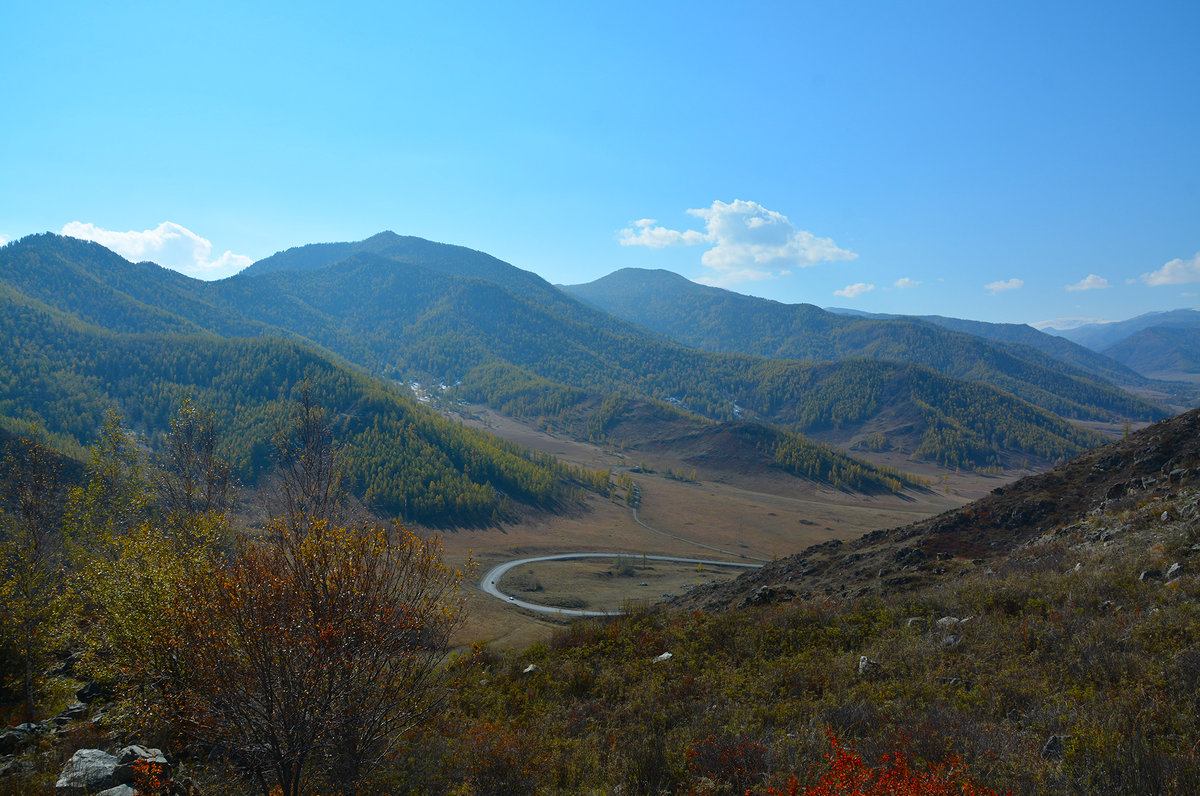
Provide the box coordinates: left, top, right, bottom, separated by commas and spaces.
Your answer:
678, 406, 1200, 609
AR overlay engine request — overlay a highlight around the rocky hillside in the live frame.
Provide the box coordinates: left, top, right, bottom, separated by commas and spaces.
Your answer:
679, 406, 1200, 609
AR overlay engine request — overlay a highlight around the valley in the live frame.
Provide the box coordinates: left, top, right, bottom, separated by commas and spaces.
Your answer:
439, 404, 986, 647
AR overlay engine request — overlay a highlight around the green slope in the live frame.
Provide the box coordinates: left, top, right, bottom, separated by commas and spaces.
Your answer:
3, 234, 1114, 477
216, 250, 1107, 469
1104, 325, 1200, 376
0, 249, 591, 527
562, 268, 1164, 423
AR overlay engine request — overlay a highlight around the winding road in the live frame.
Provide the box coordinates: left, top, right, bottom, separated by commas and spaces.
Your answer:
479, 552, 762, 617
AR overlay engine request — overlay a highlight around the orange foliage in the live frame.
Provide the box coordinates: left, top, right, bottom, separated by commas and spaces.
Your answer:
768, 734, 1006, 796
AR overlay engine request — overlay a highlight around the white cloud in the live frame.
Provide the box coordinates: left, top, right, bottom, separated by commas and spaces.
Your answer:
1065, 274, 1111, 292
61, 221, 251, 279
985, 278, 1024, 295
620, 199, 856, 286
894, 277, 920, 289
1031, 317, 1115, 331
834, 282, 875, 298
695, 268, 782, 288
1140, 252, 1200, 286
618, 219, 706, 248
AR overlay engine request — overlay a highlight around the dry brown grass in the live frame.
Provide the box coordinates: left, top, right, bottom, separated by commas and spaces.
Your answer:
435, 409, 1002, 649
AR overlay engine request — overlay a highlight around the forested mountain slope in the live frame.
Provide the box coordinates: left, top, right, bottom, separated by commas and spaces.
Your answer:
3, 234, 1128, 476
0, 244, 600, 526
562, 268, 1162, 422
215, 249, 1115, 469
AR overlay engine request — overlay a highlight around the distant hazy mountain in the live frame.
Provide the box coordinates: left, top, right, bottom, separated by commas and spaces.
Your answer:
868, 312, 1147, 391
1103, 326, 1200, 378
562, 268, 1163, 423
835, 310, 1151, 390
1045, 308, 1200, 351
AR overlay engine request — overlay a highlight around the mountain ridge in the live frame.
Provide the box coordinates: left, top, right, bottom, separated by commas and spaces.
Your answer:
562, 267, 1165, 423
2, 233, 1152, 482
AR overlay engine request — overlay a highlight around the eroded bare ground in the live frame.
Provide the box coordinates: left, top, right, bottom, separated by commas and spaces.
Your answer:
436, 405, 1032, 648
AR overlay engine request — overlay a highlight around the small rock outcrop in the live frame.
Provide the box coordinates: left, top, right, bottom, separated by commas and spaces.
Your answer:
55, 748, 118, 795
55, 745, 171, 796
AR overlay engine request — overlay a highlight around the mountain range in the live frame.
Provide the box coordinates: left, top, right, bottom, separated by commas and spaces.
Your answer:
562, 268, 1167, 420
0, 231, 1187, 525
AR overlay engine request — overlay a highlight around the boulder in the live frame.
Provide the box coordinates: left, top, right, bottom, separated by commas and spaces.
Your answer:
75, 681, 112, 704
0, 756, 36, 777
55, 748, 118, 795
652, 652, 673, 664
742, 585, 795, 606
857, 655, 879, 675
53, 703, 89, 726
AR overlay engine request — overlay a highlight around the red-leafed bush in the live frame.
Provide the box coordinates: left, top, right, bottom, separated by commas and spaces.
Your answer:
767, 734, 1005, 796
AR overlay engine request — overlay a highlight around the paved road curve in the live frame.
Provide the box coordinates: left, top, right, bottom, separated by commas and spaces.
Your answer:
479, 552, 762, 617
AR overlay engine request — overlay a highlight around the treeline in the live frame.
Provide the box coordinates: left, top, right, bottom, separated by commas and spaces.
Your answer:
769, 429, 915, 493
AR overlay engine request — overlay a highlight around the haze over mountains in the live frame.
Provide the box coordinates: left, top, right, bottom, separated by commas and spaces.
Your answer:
1039, 309, 1200, 381
1, 231, 1191, 527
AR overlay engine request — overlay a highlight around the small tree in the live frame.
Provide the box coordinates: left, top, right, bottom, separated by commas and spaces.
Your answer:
265, 384, 344, 538
155, 396, 233, 528
66, 410, 150, 551
170, 520, 466, 796
70, 403, 227, 731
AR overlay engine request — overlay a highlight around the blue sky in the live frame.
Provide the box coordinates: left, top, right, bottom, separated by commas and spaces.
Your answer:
2, 1, 1197, 327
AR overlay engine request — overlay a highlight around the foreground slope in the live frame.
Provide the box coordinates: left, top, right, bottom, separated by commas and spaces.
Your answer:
417, 405, 1200, 795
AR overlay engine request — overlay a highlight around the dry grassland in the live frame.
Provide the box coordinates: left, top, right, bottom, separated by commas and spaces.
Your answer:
438, 406, 1018, 648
